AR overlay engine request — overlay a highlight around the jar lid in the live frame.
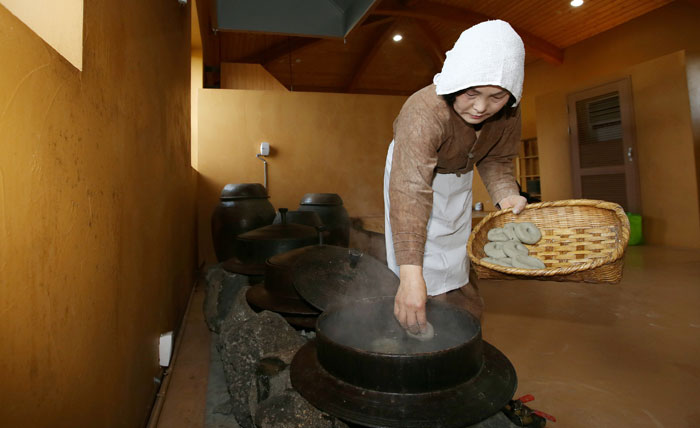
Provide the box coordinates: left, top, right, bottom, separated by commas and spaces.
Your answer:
299, 193, 343, 206
292, 248, 399, 311
220, 183, 269, 200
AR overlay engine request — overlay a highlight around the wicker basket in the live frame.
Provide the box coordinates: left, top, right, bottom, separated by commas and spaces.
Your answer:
467, 199, 630, 284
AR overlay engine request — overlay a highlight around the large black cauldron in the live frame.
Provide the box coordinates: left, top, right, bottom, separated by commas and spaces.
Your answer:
290, 297, 517, 428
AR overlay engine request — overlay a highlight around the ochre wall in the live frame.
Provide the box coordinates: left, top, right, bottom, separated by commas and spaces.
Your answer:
523, 2, 700, 247
0, 0, 83, 69
687, 50, 700, 218
0, 1, 196, 427
197, 89, 405, 263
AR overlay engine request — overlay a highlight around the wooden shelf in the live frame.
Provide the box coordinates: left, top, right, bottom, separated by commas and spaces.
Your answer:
517, 138, 541, 197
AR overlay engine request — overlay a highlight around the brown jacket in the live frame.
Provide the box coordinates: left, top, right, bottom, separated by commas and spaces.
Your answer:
389, 84, 521, 266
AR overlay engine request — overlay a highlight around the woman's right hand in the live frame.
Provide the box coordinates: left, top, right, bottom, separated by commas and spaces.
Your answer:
395, 265, 428, 334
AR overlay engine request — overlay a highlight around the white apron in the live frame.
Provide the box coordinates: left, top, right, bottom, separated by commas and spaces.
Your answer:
383, 141, 473, 296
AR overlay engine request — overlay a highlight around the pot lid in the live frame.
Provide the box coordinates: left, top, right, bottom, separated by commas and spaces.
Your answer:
245, 283, 320, 316
221, 255, 266, 276
292, 247, 399, 311
220, 183, 269, 200
266, 242, 329, 269
237, 208, 317, 242
299, 192, 343, 206
272, 210, 323, 227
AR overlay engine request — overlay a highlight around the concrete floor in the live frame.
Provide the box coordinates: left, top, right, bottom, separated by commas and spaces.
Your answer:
155, 245, 700, 428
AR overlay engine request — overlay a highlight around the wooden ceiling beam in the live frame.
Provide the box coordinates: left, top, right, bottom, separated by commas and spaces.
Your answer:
289, 85, 414, 96
235, 37, 323, 64
346, 21, 398, 93
372, 1, 564, 64
359, 16, 396, 29
195, 0, 220, 67
232, 17, 395, 65
408, 19, 445, 72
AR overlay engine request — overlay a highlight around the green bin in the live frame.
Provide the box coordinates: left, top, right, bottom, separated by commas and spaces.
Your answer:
626, 212, 643, 246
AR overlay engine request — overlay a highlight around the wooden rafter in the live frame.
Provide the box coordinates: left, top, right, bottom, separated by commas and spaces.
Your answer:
409, 19, 445, 72
345, 0, 386, 36
235, 37, 322, 64
359, 15, 396, 29
286, 85, 413, 96
195, 0, 220, 67
372, 1, 564, 64
346, 21, 399, 93
233, 17, 396, 65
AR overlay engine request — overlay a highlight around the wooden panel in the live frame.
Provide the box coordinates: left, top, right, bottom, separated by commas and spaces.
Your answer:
581, 173, 628, 208
220, 63, 287, 90
345, 19, 435, 92
438, 0, 674, 48
264, 27, 382, 90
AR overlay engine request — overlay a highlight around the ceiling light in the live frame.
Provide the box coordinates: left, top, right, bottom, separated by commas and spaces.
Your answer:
392, 34, 403, 42
570, 0, 583, 6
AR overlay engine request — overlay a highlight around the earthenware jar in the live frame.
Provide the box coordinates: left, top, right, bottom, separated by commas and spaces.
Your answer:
211, 183, 275, 262
297, 193, 350, 247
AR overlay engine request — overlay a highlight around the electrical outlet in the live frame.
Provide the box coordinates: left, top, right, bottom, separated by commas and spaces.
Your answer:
260, 142, 270, 156
159, 331, 173, 366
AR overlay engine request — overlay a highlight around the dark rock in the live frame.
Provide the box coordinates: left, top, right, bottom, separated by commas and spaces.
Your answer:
218, 310, 305, 428
254, 390, 350, 428
217, 286, 257, 339
203, 266, 251, 333
252, 357, 290, 405
203, 266, 227, 331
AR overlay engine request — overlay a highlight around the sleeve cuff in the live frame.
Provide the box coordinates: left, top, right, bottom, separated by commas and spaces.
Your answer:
392, 234, 426, 266
490, 184, 520, 207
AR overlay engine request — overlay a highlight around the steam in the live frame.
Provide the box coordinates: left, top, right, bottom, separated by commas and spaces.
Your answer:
320, 297, 480, 355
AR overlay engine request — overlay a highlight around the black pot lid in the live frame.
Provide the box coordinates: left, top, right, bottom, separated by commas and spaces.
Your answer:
220, 183, 269, 200
272, 210, 323, 227
292, 247, 399, 311
246, 283, 321, 316
299, 193, 343, 206
221, 256, 266, 276
291, 339, 517, 428
236, 222, 317, 242
266, 243, 331, 269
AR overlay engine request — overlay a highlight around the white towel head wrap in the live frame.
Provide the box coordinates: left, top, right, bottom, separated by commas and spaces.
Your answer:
433, 20, 525, 106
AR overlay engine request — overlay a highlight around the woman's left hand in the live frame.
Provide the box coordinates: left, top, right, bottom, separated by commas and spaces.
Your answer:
498, 195, 527, 214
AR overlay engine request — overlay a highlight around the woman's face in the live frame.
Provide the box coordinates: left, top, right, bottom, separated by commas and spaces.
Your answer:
452, 85, 511, 124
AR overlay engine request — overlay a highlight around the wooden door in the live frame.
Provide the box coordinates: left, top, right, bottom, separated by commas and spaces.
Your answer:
567, 79, 641, 212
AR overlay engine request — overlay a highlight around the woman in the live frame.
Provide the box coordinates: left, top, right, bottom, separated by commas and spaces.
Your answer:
383, 20, 527, 334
